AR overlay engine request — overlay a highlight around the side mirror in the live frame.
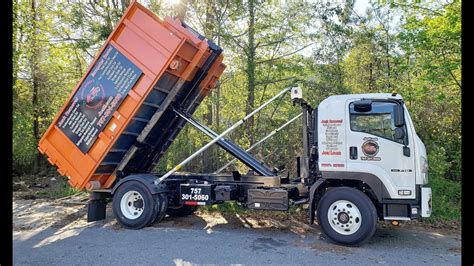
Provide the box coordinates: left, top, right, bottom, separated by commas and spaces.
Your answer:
353, 100, 372, 112
394, 104, 405, 127
394, 127, 405, 140
403, 146, 411, 157
395, 127, 410, 157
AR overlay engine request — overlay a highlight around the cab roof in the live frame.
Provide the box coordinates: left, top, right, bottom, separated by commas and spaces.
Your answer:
322, 93, 403, 103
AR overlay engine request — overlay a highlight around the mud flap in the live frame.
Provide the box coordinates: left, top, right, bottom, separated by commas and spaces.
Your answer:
308, 178, 326, 224
87, 192, 110, 222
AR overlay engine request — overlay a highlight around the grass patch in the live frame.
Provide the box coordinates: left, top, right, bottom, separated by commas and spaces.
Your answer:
35, 186, 82, 199
200, 202, 244, 213
34, 177, 84, 199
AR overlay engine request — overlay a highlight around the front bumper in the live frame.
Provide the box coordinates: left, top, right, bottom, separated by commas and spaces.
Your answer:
421, 187, 432, 217
382, 185, 431, 220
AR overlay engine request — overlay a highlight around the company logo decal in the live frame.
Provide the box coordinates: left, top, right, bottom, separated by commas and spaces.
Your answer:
361, 137, 381, 161
81, 80, 105, 109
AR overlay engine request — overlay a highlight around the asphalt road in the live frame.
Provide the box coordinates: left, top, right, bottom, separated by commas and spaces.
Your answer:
13, 200, 461, 265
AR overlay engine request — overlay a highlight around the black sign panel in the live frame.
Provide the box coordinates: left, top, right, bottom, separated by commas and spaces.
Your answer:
56, 44, 142, 153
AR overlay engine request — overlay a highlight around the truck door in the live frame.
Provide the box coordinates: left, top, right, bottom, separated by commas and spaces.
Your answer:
345, 99, 416, 199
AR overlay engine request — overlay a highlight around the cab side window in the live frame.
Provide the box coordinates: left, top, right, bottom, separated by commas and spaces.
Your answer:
349, 101, 405, 144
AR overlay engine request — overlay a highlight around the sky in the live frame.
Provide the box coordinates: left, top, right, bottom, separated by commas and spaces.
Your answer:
354, 0, 371, 15
298, 0, 371, 57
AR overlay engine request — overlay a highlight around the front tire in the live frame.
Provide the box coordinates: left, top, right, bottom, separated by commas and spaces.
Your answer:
316, 187, 377, 246
112, 181, 157, 229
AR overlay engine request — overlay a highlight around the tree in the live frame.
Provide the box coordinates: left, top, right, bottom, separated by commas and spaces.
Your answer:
397, 0, 461, 180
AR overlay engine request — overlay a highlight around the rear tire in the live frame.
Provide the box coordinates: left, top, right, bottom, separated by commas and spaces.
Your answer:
166, 204, 198, 217
153, 193, 168, 223
112, 181, 156, 229
316, 187, 377, 246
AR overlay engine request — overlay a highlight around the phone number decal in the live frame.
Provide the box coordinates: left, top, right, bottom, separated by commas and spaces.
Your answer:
181, 194, 210, 201
181, 188, 209, 201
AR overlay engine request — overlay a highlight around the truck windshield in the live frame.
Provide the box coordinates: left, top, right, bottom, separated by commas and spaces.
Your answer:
349, 101, 406, 144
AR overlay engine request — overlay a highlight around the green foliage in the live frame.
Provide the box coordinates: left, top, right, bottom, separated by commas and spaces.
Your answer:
426, 146, 461, 221
12, 110, 36, 171
397, 0, 461, 182
13, 0, 83, 173
35, 181, 83, 199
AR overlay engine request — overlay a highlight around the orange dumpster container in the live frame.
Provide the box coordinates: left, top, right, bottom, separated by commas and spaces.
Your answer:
38, 1, 225, 191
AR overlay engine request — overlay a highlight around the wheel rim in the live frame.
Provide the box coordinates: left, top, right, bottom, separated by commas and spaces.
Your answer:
327, 200, 362, 235
120, 190, 145, 220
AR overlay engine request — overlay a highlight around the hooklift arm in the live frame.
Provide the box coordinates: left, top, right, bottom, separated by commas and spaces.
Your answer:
173, 108, 276, 176
154, 86, 293, 184
214, 112, 303, 174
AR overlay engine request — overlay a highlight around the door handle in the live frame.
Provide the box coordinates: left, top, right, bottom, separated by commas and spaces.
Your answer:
350, 146, 357, 160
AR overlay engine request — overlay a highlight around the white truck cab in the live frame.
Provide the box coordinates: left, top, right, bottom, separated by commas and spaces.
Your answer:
316, 93, 431, 221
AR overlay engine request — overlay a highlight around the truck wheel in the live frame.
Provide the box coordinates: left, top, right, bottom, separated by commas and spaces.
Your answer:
316, 187, 377, 246
147, 193, 168, 225
112, 181, 156, 229
152, 193, 168, 223
166, 204, 198, 217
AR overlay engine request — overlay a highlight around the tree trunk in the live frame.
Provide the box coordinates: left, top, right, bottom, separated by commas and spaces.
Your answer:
386, 32, 391, 90
369, 62, 373, 91
31, 0, 41, 174
204, 1, 215, 129
12, 1, 19, 87
216, 84, 220, 129
121, 0, 130, 12
406, 57, 412, 108
245, 0, 256, 145
201, 0, 217, 172
214, 3, 223, 169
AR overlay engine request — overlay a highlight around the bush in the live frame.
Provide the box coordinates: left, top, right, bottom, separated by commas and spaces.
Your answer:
427, 146, 461, 222
13, 113, 36, 174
